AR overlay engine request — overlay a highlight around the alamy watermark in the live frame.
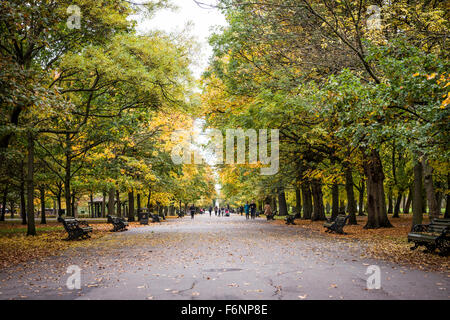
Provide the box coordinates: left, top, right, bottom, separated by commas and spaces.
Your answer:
66, 5, 81, 30
171, 129, 279, 175
366, 1, 393, 31
365, 265, 381, 289
66, 265, 81, 290
366, 5, 381, 30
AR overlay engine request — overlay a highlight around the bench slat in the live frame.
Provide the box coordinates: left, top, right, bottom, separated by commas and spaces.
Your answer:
408, 234, 438, 241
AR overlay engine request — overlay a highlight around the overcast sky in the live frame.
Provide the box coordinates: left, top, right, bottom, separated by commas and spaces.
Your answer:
134, 1, 226, 201
135, 0, 227, 79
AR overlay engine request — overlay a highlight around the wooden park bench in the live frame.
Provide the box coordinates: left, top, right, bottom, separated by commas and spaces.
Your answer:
107, 215, 128, 232
408, 218, 449, 256
150, 213, 160, 223
323, 214, 349, 234
58, 217, 93, 240
285, 213, 301, 225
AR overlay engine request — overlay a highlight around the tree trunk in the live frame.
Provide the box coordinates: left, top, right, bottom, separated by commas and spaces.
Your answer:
393, 192, 402, 218
331, 181, 339, 220
387, 187, 393, 214
358, 179, 365, 216
100, 191, 106, 217
436, 190, 443, 215
421, 188, 426, 215
445, 195, 449, 218
445, 174, 450, 219
157, 203, 162, 218
344, 166, 357, 225
412, 161, 424, 226
301, 182, 312, 219
339, 200, 346, 214
20, 162, 26, 225
64, 134, 72, 217
89, 192, 94, 218
108, 187, 115, 216
71, 193, 77, 217
403, 187, 412, 214
278, 188, 288, 216
40, 185, 46, 224
26, 132, 36, 236
9, 201, 15, 219
137, 193, 142, 221
311, 179, 326, 221
116, 189, 121, 217
147, 187, 152, 209
363, 149, 392, 229
0, 187, 7, 221
128, 190, 135, 222
422, 158, 439, 219
295, 187, 302, 216
56, 187, 62, 217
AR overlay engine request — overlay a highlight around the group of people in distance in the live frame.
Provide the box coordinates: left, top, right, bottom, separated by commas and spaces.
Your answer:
240, 200, 257, 220
211, 206, 230, 217
188, 199, 273, 220
188, 205, 232, 219
239, 200, 273, 220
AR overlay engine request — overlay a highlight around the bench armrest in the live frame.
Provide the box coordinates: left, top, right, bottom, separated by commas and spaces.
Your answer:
411, 224, 429, 232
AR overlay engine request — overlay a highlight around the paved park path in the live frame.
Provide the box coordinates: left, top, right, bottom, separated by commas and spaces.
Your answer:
0, 214, 448, 300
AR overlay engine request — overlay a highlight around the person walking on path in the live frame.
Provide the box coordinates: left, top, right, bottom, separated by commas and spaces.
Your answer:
209, 206, 212, 217
244, 201, 250, 220
250, 200, 257, 220
214, 206, 218, 216
189, 204, 196, 219
264, 201, 272, 219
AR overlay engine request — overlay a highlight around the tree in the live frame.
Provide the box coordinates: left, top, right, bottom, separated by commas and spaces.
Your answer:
203, 0, 448, 229
0, 1, 204, 235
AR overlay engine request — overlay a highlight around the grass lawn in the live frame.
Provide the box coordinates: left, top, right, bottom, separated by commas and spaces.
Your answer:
0, 219, 158, 269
